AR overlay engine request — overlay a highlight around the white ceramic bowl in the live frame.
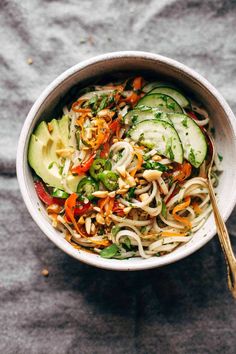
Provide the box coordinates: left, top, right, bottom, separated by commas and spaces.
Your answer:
17, 51, 236, 271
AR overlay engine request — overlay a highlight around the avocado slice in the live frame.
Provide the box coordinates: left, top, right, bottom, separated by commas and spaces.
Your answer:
28, 115, 83, 192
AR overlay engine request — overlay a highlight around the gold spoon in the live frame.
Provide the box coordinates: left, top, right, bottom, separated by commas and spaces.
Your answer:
206, 133, 236, 298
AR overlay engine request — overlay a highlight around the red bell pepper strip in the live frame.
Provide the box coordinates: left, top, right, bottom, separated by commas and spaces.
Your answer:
187, 111, 199, 121
100, 142, 110, 158
109, 118, 120, 133
34, 180, 65, 206
112, 201, 125, 216
74, 202, 92, 216
71, 153, 96, 175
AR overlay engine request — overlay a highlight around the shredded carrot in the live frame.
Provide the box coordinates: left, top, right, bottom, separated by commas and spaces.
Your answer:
172, 196, 192, 228
81, 118, 109, 150
174, 162, 192, 181
125, 92, 140, 106
65, 193, 80, 233
130, 150, 143, 177
133, 76, 143, 91
192, 202, 202, 215
98, 197, 109, 214
72, 100, 89, 112
75, 113, 87, 128
161, 231, 188, 237
77, 224, 110, 247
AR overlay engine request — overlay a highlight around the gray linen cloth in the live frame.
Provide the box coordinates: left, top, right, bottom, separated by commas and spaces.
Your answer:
1, 0, 236, 353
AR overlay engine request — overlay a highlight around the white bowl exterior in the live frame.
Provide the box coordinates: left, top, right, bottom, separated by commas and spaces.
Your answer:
17, 51, 236, 271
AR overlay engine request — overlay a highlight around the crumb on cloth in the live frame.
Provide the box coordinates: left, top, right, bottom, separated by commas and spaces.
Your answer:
41, 268, 49, 277
27, 57, 33, 65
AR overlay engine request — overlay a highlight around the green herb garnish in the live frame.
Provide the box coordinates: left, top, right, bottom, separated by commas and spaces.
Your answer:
98, 95, 108, 111
161, 202, 167, 218
142, 160, 168, 172
131, 114, 138, 124
154, 112, 162, 119
218, 153, 223, 162
122, 237, 131, 250
167, 102, 176, 111
128, 187, 136, 200
181, 116, 188, 128
100, 244, 119, 259
48, 161, 56, 169
111, 225, 121, 237
189, 148, 196, 166
167, 145, 174, 161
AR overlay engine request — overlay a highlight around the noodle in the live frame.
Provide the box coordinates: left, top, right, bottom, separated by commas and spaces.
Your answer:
29, 76, 221, 260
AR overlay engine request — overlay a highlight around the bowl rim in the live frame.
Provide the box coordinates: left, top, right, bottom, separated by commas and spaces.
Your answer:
16, 50, 236, 271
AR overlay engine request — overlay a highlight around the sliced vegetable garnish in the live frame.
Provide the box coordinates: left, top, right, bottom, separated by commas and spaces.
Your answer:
74, 202, 92, 216
77, 177, 99, 201
98, 171, 119, 191
129, 119, 183, 163
72, 153, 96, 175
52, 188, 69, 199
136, 93, 183, 113
89, 158, 112, 180
34, 180, 65, 206
167, 113, 207, 168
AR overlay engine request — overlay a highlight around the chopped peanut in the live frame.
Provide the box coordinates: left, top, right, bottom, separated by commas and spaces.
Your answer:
116, 188, 129, 195
108, 191, 116, 198
152, 155, 162, 161
93, 206, 101, 212
126, 174, 136, 187
56, 147, 75, 157
47, 204, 62, 214
85, 217, 91, 234
92, 191, 109, 198
78, 216, 85, 225
143, 169, 162, 182
96, 213, 105, 225
91, 223, 96, 234
123, 206, 132, 214
105, 216, 112, 226
118, 177, 127, 189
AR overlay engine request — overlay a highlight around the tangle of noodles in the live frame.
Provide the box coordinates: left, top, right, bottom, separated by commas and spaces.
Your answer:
30, 76, 221, 260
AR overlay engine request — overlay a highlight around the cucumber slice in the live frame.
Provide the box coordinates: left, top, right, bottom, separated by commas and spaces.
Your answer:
136, 93, 183, 114
129, 120, 183, 164
167, 113, 207, 168
149, 87, 190, 108
124, 108, 172, 125
143, 81, 170, 93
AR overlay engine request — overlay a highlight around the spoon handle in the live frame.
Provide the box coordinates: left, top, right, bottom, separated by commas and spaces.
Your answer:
208, 179, 236, 298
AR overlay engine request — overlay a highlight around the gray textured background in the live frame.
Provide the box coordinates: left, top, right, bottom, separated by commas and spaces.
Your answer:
1, 0, 236, 353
